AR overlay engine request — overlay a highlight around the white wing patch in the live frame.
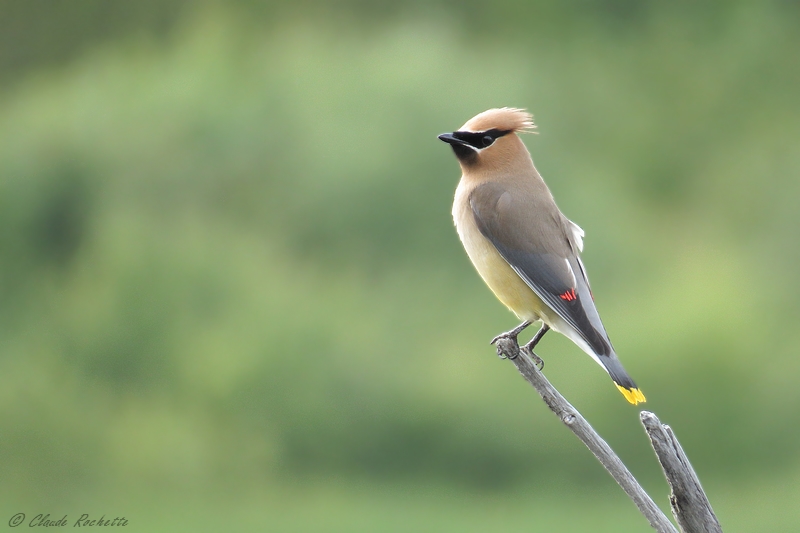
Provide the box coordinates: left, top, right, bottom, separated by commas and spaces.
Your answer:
567, 220, 584, 252
564, 258, 577, 286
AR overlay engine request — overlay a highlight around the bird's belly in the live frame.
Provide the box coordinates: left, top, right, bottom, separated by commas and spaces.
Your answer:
454, 206, 546, 322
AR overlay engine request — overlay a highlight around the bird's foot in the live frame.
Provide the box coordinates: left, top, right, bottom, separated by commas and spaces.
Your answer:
522, 346, 545, 371
492, 337, 520, 360
492, 335, 545, 369
491, 321, 546, 370
490, 321, 530, 347
490, 321, 531, 360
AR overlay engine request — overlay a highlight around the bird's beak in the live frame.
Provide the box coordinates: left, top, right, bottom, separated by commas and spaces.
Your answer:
438, 132, 466, 146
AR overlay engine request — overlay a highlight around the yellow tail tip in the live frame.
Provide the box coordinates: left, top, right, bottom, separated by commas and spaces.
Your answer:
615, 384, 646, 405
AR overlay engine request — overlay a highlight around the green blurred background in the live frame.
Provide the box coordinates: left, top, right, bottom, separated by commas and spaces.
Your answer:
1, 1, 799, 531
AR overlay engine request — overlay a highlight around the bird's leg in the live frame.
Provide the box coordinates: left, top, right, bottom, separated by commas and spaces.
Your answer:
490, 320, 531, 360
490, 320, 531, 346
523, 323, 550, 352
521, 323, 549, 370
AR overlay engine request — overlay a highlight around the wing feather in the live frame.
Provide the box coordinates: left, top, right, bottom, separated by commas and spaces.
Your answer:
469, 182, 611, 356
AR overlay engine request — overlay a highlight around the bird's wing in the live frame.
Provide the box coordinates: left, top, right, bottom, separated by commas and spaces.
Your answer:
469, 181, 612, 356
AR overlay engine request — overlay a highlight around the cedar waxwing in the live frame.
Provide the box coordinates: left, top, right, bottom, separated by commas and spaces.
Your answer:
438, 108, 645, 405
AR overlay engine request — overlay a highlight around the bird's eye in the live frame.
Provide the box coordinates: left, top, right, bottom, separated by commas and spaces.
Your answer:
482, 135, 494, 147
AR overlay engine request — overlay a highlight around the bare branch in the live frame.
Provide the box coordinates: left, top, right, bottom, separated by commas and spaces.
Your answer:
640, 412, 723, 533
493, 337, 678, 533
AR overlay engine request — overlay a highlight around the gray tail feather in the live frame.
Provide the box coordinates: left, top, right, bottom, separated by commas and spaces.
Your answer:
600, 354, 638, 390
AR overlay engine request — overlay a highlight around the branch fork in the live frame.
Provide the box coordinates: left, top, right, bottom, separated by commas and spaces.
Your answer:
493, 336, 722, 533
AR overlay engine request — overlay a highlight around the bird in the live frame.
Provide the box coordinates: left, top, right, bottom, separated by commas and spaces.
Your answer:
438, 108, 645, 405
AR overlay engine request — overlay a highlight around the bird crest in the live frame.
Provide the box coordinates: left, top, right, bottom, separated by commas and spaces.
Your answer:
461, 107, 536, 134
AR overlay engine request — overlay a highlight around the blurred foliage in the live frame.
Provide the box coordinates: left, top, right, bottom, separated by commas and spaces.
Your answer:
1, 1, 800, 531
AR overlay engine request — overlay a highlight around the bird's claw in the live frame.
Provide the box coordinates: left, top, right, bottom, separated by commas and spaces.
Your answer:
490, 332, 510, 346
525, 348, 545, 370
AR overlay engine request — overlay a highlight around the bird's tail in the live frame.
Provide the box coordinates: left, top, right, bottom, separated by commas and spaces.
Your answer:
601, 355, 646, 405
554, 320, 646, 405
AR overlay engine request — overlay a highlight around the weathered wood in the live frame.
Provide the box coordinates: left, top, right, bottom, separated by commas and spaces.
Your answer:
640, 411, 723, 533
494, 337, 678, 533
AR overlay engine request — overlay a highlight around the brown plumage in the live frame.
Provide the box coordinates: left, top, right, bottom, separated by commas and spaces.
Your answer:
439, 108, 645, 404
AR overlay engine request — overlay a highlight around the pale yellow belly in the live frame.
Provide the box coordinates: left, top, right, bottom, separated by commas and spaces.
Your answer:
467, 238, 545, 322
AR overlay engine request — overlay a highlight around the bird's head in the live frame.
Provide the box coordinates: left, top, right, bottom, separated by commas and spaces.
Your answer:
438, 108, 535, 171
